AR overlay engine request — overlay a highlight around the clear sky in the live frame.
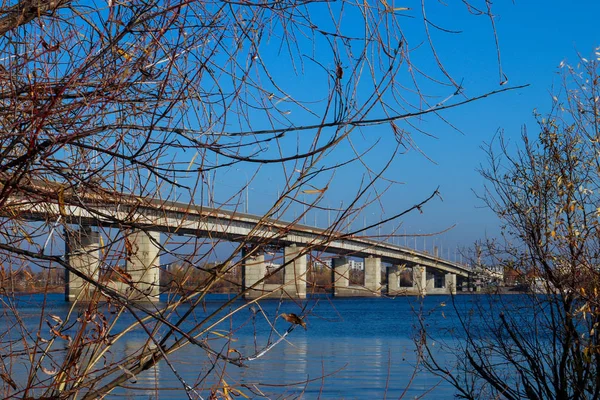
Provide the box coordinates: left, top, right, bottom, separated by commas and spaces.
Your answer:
394, 1, 600, 255
198, 1, 600, 261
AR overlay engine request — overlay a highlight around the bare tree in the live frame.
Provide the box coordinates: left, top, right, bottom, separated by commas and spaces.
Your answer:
422, 55, 600, 399
0, 1, 517, 398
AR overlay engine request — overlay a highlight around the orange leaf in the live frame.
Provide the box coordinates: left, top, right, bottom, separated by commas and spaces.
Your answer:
302, 186, 328, 195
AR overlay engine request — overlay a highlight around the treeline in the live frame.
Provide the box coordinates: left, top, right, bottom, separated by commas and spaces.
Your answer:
162, 262, 242, 294
164, 262, 341, 294
1, 262, 375, 295
0, 267, 64, 293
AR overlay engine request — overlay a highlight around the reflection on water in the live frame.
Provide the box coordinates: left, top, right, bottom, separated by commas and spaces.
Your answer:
282, 334, 307, 384
1, 294, 471, 399
123, 338, 159, 397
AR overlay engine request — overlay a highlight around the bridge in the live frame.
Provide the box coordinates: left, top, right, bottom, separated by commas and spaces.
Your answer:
4, 180, 471, 301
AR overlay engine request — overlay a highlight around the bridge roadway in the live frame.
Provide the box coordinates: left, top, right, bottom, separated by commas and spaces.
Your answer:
4, 182, 470, 300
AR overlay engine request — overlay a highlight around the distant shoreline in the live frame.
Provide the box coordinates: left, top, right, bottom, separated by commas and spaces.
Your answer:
2, 286, 530, 297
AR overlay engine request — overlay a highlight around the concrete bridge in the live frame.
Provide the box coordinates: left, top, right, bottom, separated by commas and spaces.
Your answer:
5, 184, 471, 301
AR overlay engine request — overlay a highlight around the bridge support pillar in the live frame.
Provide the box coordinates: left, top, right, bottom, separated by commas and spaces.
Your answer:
386, 265, 406, 295
426, 270, 436, 293
284, 245, 307, 299
385, 265, 391, 295
242, 248, 266, 299
125, 230, 161, 301
332, 257, 350, 296
413, 266, 427, 296
445, 273, 457, 295
65, 227, 101, 301
364, 256, 381, 296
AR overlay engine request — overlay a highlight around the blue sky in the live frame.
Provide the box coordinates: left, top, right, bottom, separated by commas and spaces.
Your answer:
395, 1, 600, 254
245, 2, 599, 256
165, 1, 600, 262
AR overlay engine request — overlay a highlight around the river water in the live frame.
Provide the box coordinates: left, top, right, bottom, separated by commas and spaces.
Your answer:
2, 293, 491, 399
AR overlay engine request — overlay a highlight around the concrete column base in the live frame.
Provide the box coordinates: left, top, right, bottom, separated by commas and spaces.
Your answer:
426, 273, 458, 295
334, 257, 382, 297
365, 257, 382, 296
335, 287, 383, 297
242, 250, 268, 299
65, 227, 100, 302
426, 270, 436, 293
413, 266, 427, 296
125, 230, 161, 301
283, 245, 307, 299
445, 273, 457, 295
243, 245, 307, 299
332, 257, 350, 297
386, 265, 418, 296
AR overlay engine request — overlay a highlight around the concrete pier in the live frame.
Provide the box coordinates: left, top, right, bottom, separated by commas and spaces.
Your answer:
332, 256, 382, 297
425, 270, 457, 295
387, 265, 419, 296
413, 266, 427, 296
426, 269, 436, 293
242, 249, 268, 298
387, 266, 457, 296
283, 245, 307, 298
445, 273, 457, 295
243, 245, 307, 299
124, 230, 161, 301
65, 226, 101, 301
332, 257, 350, 296
364, 256, 381, 296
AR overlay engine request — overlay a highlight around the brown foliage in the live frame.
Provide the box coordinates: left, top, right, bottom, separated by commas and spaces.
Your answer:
423, 58, 600, 399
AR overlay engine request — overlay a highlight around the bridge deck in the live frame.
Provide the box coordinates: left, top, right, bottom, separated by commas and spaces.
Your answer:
3, 180, 470, 277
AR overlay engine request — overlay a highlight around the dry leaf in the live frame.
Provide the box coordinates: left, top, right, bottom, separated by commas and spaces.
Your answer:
58, 187, 66, 216
41, 366, 58, 376
302, 186, 328, 195
118, 365, 137, 383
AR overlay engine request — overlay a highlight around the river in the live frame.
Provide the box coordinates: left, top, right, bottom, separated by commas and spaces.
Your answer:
1, 293, 490, 399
